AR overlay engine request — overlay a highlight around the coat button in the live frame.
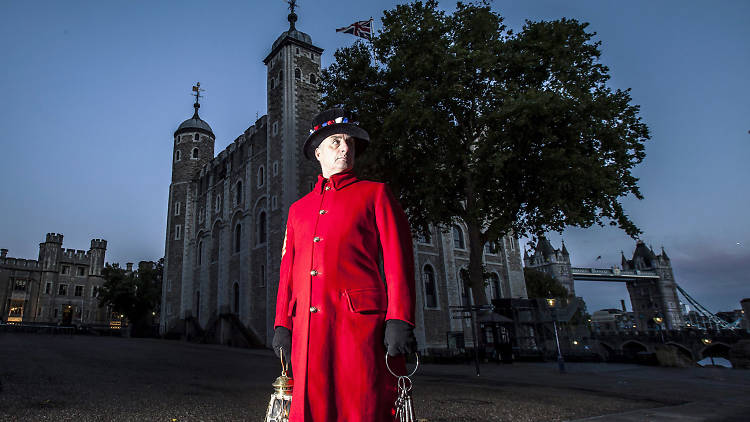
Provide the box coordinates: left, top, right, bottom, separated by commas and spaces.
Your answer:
313, 236, 321, 242
310, 270, 318, 276
319, 210, 327, 215
309, 306, 319, 313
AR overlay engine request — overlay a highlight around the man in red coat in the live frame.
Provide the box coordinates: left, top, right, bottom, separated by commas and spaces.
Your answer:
272, 108, 417, 421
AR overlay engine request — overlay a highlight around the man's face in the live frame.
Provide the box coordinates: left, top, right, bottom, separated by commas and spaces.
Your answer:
315, 133, 355, 177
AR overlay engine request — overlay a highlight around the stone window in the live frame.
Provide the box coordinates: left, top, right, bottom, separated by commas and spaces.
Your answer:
417, 228, 431, 245
13, 279, 27, 291
176, 136, 181, 144
215, 194, 221, 213
175, 150, 181, 162
166, 278, 172, 292
61, 266, 70, 275
422, 265, 437, 308
235, 181, 243, 206
197, 241, 203, 266
272, 121, 279, 135
77, 267, 85, 276
459, 268, 471, 305
256, 211, 267, 245
174, 224, 182, 240
309, 73, 317, 84
296, 47, 300, 54
234, 223, 242, 253
488, 272, 501, 300
191, 147, 199, 160
174, 201, 181, 216
194, 133, 199, 141
257, 165, 265, 188
452, 225, 465, 250
58, 284, 68, 296
74, 285, 83, 296
295, 68, 300, 79
45, 282, 52, 295
92, 286, 98, 298
270, 78, 275, 89
273, 160, 279, 176
484, 241, 498, 254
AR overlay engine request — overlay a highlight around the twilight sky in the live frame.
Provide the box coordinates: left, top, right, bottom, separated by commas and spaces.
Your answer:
1, 1, 748, 314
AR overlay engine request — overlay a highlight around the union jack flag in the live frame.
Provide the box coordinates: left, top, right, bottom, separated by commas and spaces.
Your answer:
336, 19, 372, 40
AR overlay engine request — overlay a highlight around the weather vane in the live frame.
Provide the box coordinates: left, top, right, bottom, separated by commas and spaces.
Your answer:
192, 82, 204, 105
287, 0, 297, 14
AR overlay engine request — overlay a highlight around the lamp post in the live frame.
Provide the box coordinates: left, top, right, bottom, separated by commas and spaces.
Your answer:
701, 338, 715, 366
546, 297, 565, 373
653, 316, 664, 343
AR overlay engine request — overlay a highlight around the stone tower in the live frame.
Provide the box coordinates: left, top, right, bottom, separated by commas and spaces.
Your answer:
623, 241, 684, 330
163, 91, 215, 331
524, 236, 575, 296
263, 7, 323, 342
88, 239, 107, 276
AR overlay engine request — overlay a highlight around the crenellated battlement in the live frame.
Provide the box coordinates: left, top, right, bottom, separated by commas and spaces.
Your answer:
90, 239, 107, 250
0, 255, 40, 269
60, 248, 91, 263
45, 233, 64, 243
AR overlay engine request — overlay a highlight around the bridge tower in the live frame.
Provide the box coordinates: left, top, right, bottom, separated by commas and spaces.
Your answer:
623, 241, 684, 330
524, 236, 575, 296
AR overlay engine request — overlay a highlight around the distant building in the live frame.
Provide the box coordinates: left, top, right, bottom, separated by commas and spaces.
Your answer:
0, 233, 108, 325
160, 9, 528, 351
591, 308, 637, 334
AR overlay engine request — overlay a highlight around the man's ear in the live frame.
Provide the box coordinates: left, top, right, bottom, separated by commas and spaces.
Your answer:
314, 147, 321, 161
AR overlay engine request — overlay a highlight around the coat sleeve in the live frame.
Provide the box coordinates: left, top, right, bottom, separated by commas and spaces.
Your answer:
274, 214, 295, 330
374, 184, 416, 326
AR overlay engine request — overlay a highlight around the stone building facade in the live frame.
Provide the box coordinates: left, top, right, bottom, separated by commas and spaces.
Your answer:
1, 233, 108, 325
160, 11, 528, 351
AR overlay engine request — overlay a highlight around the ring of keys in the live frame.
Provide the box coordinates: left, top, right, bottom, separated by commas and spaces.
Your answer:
386, 353, 419, 422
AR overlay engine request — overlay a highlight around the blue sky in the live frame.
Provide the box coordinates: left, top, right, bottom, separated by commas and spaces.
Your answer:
1, 0, 748, 314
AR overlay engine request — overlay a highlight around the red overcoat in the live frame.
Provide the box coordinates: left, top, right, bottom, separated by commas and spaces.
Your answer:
274, 170, 416, 422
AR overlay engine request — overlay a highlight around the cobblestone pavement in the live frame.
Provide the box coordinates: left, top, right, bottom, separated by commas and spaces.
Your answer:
0, 334, 748, 421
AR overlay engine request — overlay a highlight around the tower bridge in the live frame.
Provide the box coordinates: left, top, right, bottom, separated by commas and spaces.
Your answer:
570, 267, 659, 283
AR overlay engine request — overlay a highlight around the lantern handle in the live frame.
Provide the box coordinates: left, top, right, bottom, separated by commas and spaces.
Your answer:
280, 348, 289, 376
385, 352, 419, 378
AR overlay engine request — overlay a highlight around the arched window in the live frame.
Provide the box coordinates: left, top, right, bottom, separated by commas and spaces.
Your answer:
194, 133, 199, 141
422, 265, 437, 308
257, 211, 267, 244
270, 78, 275, 89
234, 223, 242, 253
484, 241, 498, 254
215, 194, 221, 213
233, 282, 240, 314
489, 273, 501, 300
235, 180, 243, 205
453, 225, 465, 250
294, 68, 300, 79
175, 150, 181, 162
459, 268, 471, 305
257, 166, 265, 187
191, 147, 199, 159
197, 240, 203, 266
309, 73, 317, 84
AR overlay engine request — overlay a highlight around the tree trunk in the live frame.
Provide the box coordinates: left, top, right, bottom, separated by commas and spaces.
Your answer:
466, 221, 488, 306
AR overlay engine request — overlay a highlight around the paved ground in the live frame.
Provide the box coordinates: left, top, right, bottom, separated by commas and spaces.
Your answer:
0, 333, 748, 421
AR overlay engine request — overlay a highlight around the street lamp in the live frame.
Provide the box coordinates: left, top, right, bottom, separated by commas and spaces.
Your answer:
701, 338, 715, 366
546, 297, 565, 373
653, 316, 665, 343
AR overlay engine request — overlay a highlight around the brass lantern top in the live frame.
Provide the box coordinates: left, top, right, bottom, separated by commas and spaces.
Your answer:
272, 373, 294, 394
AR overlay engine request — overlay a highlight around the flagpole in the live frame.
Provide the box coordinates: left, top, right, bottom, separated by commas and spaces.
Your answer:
369, 17, 374, 41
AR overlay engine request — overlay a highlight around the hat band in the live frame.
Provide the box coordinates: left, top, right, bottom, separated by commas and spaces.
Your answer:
309, 117, 358, 135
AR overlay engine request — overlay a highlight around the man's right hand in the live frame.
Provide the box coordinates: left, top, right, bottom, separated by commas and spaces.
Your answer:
272, 326, 291, 360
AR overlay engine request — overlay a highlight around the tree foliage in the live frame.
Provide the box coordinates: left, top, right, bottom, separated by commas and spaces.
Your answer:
523, 268, 568, 299
321, 1, 649, 305
99, 259, 163, 333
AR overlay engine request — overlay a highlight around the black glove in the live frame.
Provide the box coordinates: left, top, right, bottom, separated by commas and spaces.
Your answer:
384, 319, 417, 356
272, 326, 291, 360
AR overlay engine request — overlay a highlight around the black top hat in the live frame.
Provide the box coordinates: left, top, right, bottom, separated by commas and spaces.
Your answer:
303, 108, 370, 160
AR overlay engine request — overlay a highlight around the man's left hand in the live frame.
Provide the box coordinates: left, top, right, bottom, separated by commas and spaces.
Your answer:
384, 319, 417, 356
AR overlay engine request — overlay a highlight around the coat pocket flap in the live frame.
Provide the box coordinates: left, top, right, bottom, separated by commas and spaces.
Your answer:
287, 297, 297, 317
345, 288, 387, 313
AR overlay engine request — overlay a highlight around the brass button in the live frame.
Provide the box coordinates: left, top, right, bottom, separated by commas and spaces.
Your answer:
319, 210, 327, 215
313, 236, 321, 242
309, 306, 319, 313
310, 270, 318, 276
324, 186, 331, 191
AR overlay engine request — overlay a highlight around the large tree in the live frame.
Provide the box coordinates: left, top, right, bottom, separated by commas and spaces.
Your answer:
99, 259, 163, 335
321, 1, 648, 305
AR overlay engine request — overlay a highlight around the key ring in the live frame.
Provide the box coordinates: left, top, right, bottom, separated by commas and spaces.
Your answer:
385, 352, 419, 378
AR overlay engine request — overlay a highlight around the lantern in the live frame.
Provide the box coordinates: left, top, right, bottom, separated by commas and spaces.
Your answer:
264, 351, 293, 422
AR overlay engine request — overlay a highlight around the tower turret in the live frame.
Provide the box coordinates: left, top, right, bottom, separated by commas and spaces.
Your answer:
88, 238, 107, 276
39, 232, 63, 271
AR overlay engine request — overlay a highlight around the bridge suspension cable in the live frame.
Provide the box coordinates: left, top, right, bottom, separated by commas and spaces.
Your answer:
676, 284, 736, 330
